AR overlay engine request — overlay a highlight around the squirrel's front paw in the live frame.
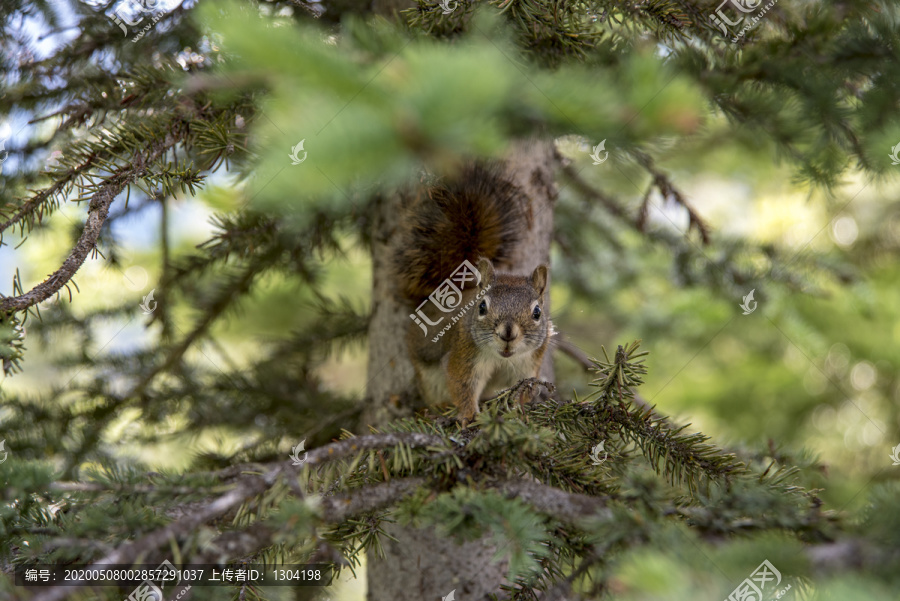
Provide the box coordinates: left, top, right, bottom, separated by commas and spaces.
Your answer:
512, 378, 555, 406
456, 405, 478, 428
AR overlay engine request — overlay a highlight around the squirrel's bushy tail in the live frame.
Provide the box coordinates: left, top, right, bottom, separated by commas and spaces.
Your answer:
394, 162, 527, 301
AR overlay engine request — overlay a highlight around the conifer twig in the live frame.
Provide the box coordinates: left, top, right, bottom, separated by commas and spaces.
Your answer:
0, 157, 93, 235
29, 434, 442, 601
495, 480, 613, 524
187, 477, 427, 565
0, 129, 185, 313
632, 149, 711, 244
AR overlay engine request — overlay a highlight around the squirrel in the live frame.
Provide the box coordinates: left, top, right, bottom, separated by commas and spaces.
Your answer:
394, 162, 552, 425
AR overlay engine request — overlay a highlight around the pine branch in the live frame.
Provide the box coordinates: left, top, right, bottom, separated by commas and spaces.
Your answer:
0, 126, 186, 313
171, 477, 427, 565
495, 480, 612, 525
130, 259, 268, 395
28, 473, 271, 601
26, 434, 443, 601
560, 162, 645, 229
576, 342, 746, 493
0, 156, 94, 237
560, 162, 853, 295
632, 148, 711, 245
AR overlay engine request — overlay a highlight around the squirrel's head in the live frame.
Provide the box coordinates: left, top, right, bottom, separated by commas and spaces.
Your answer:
472, 257, 549, 359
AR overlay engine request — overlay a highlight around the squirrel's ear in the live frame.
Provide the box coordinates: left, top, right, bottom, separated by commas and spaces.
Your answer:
476, 257, 494, 287
531, 264, 548, 297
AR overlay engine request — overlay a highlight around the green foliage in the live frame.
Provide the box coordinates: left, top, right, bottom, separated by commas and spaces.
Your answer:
199, 1, 703, 224
0, 311, 26, 373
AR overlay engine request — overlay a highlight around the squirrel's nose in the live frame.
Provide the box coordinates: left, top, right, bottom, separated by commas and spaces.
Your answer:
497, 323, 519, 342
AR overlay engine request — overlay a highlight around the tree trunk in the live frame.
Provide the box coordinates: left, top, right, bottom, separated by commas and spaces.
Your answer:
364, 139, 558, 600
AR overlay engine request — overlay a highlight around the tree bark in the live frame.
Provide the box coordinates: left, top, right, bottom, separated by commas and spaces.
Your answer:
361, 187, 421, 429
364, 139, 558, 600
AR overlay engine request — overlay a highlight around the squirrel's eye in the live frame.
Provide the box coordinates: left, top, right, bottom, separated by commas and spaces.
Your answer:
478, 300, 487, 316
532, 305, 541, 320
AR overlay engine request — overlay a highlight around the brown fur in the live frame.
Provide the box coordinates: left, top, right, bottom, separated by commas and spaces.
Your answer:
394, 162, 527, 301
394, 166, 551, 424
